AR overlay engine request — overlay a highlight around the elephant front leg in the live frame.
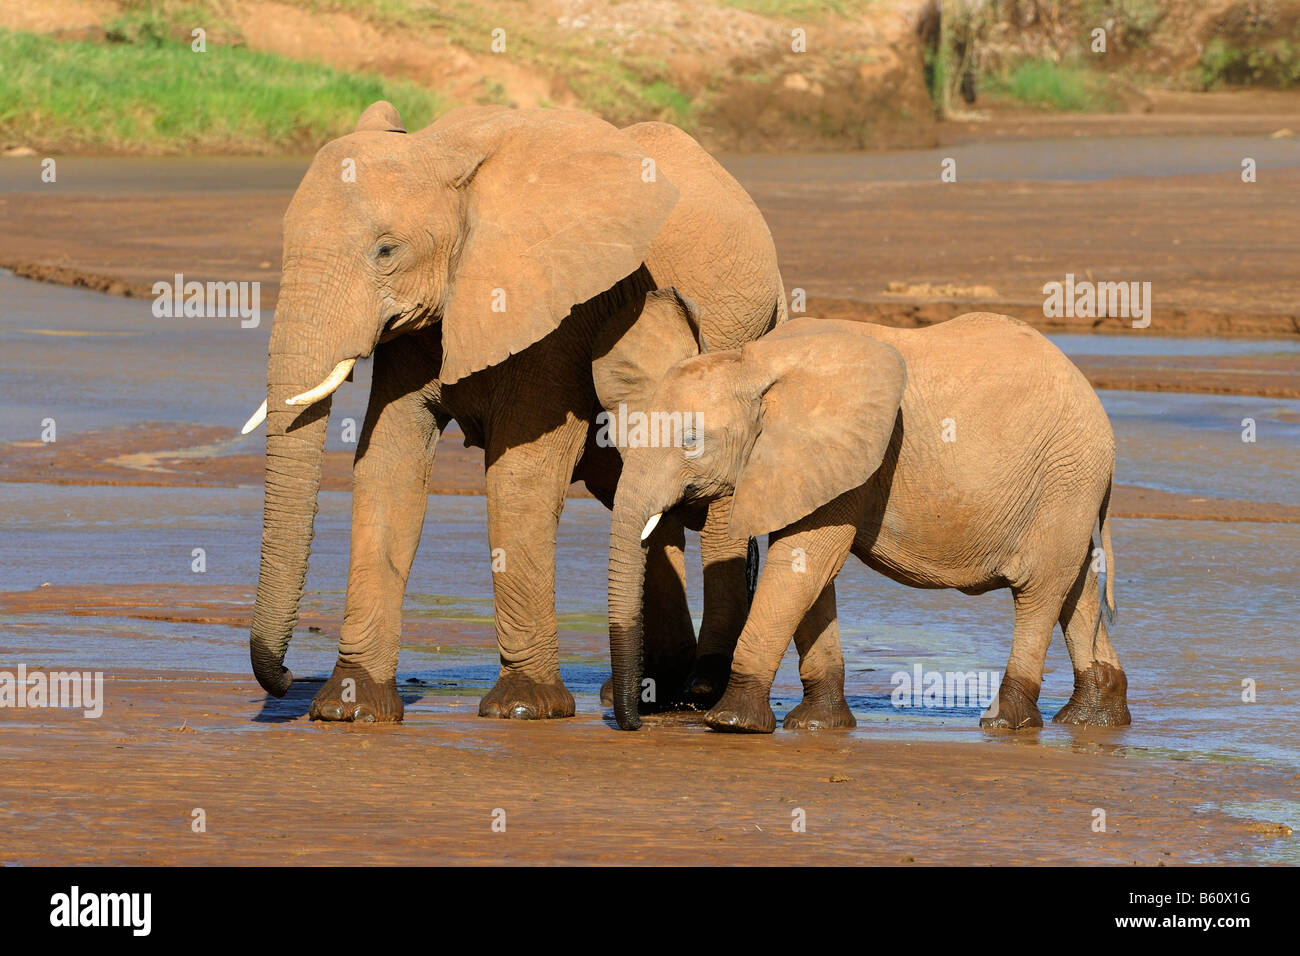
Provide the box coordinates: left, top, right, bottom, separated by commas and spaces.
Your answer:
783, 581, 856, 731
311, 334, 443, 722
706, 515, 857, 734
477, 427, 584, 720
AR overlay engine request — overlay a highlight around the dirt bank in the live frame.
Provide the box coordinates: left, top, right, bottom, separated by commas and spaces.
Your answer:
2, 162, 1298, 341
6, 2, 1299, 156
0, 0, 940, 154
0, 663, 1292, 865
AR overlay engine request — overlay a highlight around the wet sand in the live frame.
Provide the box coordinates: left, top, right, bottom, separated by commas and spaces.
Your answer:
0, 665, 1292, 866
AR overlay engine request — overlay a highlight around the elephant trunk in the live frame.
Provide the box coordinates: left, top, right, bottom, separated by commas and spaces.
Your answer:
249, 285, 355, 696
607, 475, 673, 730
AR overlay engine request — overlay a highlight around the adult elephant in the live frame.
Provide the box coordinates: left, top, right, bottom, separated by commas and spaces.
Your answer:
241, 101, 785, 721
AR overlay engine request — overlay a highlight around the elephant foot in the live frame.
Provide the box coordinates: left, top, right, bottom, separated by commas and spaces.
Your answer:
1053, 661, 1131, 727
704, 677, 776, 734
309, 662, 403, 723
784, 695, 856, 731
479, 673, 575, 720
639, 648, 697, 713
979, 675, 1043, 730
600, 661, 702, 714
677, 653, 731, 710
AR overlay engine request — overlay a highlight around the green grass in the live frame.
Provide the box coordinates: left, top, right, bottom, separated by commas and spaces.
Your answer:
981, 58, 1119, 112
0, 28, 449, 154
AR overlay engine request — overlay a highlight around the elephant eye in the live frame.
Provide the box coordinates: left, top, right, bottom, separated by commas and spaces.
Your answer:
375, 243, 395, 260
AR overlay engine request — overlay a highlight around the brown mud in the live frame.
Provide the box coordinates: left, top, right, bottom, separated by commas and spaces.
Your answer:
0, 665, 1292, 865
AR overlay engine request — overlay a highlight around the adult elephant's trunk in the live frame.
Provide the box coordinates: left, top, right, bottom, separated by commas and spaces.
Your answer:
607, 476, 671, 730
249, 279, 359, 697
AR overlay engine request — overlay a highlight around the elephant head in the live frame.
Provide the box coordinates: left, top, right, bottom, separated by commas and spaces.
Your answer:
599, 314, 907, 729
246, 101, 679, 697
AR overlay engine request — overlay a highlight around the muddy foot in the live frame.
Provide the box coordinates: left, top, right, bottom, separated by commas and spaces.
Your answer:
309, 662, 403, 722
639, 652, 696, 712
479, 674, 575, 720
599, 666, 695, 711
678, 654, 731, 710
704, 678, 776, 734
979, 675, 1043, 730
784, 696, 856, 731
1054, 661, 1131, 727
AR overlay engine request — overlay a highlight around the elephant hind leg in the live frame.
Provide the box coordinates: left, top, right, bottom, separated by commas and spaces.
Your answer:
981, 581, 1064, 730
1053, 551, 1131, 727
783, 581, 856, 731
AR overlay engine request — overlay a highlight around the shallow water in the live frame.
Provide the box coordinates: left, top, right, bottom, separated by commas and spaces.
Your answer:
0, 269, 372, 447
5, 135, 1295, 196
1102, 391, 1300, 505
719, 134, 1300, 185
1047, 333, 1300, 358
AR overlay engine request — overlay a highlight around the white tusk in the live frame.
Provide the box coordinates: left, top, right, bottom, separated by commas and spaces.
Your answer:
286, 358, 357, 407
640, 512, 663, 542
240, 400, 267, 435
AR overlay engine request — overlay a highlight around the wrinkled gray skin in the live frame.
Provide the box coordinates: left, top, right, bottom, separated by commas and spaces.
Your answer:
601, 310, 1130, 733
248, 102, 785, 721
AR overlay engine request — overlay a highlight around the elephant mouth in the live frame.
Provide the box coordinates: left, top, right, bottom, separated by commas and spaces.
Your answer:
378, 303, 437, 343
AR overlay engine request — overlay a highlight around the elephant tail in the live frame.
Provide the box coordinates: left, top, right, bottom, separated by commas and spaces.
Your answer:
1098, 478, 1117, 630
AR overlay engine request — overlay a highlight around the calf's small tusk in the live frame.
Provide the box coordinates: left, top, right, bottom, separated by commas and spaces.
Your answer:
641, 512, 663, 542
240, 400, 267, 435
286, 358, 357, 407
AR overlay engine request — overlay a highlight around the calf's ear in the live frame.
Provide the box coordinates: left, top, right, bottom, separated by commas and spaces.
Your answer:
729, 319, 906, 539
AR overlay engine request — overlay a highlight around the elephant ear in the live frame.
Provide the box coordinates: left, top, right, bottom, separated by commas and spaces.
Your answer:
729, 319, 906, 539
429, 109, 681, 383
591, 287, 704, 419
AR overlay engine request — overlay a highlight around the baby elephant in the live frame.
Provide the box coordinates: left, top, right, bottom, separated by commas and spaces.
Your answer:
595, 297, 1130, 733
